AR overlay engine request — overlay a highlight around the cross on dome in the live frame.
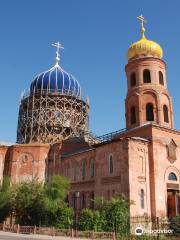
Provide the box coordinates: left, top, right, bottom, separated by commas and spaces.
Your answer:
137, 15, 147, 38
52, 42, 64, 65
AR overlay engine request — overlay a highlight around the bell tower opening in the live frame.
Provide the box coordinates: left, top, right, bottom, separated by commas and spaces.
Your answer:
146, 103, 154, 121
130, 106, 136, 124
159, 71, 164, 85
163, 105, 169, 123
143, 69, 151, 83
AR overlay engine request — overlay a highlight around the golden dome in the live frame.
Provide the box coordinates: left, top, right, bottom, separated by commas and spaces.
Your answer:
127, 16, 163, 61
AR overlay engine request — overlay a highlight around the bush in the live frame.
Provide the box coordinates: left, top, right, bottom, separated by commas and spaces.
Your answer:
51, 204, 73, 229
102, 196, 130, 235
78, 195, 130, 234
170, 215, 180, 236
78, 209, 94, 230
93, 210, 104, 232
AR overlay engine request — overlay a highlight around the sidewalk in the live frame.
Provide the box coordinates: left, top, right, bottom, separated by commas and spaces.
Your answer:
0, 231, 88, 240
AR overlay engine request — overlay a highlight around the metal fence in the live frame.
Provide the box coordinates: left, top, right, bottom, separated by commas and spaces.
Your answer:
1, 217, 180, 239
0, 223, 115, 239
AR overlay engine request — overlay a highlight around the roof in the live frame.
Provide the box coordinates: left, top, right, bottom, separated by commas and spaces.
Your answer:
30, 63, 81, 98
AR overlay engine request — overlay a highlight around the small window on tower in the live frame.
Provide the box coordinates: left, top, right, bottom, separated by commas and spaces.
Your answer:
159, 71, 164, 85
146, 103, 154, 121
130, 72, 136, 87
143, 69, 151, 83
130, 106, 136, 124
163, 105, 169, 123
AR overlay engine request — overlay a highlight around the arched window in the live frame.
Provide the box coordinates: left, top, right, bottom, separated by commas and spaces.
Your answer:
143, 69, 151, 83
146, 103, 154, 121
168, 172, 177, 181
90, 159, 95, 178
82, 159, 86, 180
140, 189, 145, 209
108, 154, 113, 174
163, 105, 169, 123
159, 71, 164, 85
130, 72, 136, 87
130, 106, 136, 124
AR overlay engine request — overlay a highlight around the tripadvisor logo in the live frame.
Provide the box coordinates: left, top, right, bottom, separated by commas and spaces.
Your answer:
135, 226, 173, 236
135, 226, 143, 236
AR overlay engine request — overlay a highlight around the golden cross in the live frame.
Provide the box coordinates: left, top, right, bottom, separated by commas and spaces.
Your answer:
137, 15, 147, 37
137, 15, 147, 28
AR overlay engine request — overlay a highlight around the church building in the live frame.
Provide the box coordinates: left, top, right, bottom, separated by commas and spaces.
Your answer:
0, 16, 180, 218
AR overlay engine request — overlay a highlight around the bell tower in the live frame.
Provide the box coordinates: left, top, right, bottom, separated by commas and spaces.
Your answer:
125, 16, 174, 129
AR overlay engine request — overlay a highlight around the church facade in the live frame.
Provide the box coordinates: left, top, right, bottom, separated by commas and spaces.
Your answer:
0, 16, 180, 218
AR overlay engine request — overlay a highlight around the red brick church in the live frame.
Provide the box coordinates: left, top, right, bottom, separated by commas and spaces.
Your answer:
0, 16, 180, 219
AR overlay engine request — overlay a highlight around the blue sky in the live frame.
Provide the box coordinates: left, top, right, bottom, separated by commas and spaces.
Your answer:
0, 0, 180, 142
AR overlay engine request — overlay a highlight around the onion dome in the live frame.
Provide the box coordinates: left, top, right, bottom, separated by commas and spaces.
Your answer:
127, 15, 163, 61
30, 42, 81, 97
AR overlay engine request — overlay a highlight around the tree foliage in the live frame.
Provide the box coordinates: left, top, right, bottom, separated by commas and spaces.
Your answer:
78, 195, 130, 234
0, 175, 72, 228
0, 177, 12, 222
170, 215, 180, 236
12, 180, 45, 225
0, 176, 130, 233
44, 175, 70, 201
78, 208, 94, 230
100, 195, 130, 234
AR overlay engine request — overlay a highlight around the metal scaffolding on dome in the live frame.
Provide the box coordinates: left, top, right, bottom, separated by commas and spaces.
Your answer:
17, 89, 89, 144
16, 42, 90, 144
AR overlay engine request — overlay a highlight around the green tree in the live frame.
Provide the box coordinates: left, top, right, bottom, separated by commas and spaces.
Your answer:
54, 204, 73, 229
170, 215, 180, 236
0, 175, 72, 228
43, 175, 72, 227
0, 177, 12, 222
102, 196, 130, 235
78, 209, 94, 230
44, 175, 70, 202
12, 180, 45, 226
93, 210, 104, 232
94, 195, 130, 235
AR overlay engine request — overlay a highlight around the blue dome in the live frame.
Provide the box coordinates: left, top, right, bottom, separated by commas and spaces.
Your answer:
30, 63, 81, 97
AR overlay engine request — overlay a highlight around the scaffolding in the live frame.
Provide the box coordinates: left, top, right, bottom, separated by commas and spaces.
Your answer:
17, 90, 89, 144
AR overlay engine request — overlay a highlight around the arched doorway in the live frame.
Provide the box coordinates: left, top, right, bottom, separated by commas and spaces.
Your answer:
167, 172, 180, 218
